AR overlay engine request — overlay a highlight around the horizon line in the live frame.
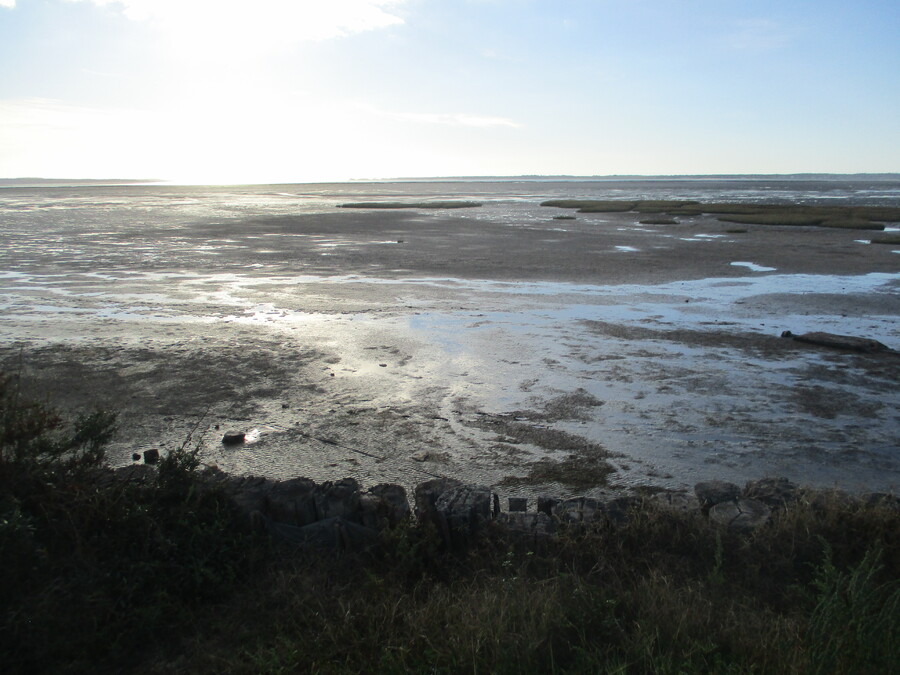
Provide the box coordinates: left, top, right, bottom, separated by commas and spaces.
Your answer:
2, 172, 900, 187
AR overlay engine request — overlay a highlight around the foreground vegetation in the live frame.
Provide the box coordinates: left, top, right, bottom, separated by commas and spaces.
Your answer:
2, 374, 898, 673
541, 199, 900, 230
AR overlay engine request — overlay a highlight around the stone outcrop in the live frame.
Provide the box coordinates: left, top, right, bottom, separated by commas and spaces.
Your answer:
708, 499, 771, 531
742, 477, 800, 509
96, 465, 896, 549
694, 480, 740, 512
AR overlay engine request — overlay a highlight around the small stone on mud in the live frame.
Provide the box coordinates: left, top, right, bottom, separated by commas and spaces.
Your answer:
132, 453, 141, 462
143, 448, 160, 464
222, 431, 246, 445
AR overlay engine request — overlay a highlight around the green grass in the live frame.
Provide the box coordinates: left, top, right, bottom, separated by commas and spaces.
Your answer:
2, 374, 899, 673
339, 201, 482, 209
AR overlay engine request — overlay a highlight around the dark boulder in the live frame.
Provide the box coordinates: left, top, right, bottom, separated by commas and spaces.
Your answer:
266, 477, 318, 527
603, 496, 643, 525
553, 497, 602, 524
314, 478, 361, 522
651, 491, 699, 514
142, 448, 160, 464
743, 477, 800, 509
537, 496, 559, 517
694, 480, 741, 512
360, 483, 410, 529
414, 477, 463, 521
222, 431, 246, 445
709, 499, 771, 531
266, 516, 379, 551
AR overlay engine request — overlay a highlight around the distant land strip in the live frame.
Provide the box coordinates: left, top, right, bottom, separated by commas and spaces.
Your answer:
541, 199, 900, 230
338, 201, 483, 209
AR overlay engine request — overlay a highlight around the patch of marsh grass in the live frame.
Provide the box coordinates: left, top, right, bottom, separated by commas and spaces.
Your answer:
339, 201, 482, 209
871, 233, 900, 244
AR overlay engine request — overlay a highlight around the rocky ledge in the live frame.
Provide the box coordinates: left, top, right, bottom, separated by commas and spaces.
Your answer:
104, 465, 898, 551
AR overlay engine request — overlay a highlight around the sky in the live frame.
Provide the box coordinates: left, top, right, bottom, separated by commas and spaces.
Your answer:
1, 0, 898, 182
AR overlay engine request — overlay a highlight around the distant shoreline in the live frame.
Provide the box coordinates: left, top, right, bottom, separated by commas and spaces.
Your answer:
2, 173, 899, 189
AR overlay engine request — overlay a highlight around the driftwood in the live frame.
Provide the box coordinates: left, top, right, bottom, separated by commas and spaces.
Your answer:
781, 331, 896, 354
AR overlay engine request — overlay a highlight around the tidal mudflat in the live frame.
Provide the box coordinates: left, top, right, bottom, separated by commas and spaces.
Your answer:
1, 183, 898, 498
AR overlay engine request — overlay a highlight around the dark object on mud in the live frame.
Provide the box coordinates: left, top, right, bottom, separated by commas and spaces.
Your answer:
132, 453, 141, 462
781, 330, 895, 354
552, 215, 576, 220
142, 448, 159, 464
222, 431, 246, 445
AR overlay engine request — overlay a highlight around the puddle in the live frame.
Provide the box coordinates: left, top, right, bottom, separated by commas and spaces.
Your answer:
730, 262, 777, 272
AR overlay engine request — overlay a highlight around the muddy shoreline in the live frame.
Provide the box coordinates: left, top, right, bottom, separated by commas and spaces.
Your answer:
2, 205, 898, 497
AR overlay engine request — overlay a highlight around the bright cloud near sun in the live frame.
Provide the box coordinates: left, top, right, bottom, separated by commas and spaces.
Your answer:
70, 0, 407, 56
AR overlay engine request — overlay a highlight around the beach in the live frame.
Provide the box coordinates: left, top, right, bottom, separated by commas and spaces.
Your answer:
1, 181, 898, 498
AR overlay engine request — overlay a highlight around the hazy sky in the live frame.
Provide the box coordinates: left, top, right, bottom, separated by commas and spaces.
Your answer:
1, 0, 898, 182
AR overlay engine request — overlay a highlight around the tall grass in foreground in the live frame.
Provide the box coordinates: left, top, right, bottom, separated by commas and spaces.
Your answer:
2, 374, 898, 673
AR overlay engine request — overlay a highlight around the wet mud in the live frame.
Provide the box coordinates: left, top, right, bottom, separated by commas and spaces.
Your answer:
1, 204, 898, 498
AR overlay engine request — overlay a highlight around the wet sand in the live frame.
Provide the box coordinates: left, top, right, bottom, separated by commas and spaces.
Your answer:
2, 208, 899, 498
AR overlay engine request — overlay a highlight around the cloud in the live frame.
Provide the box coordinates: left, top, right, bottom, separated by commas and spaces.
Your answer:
0, 0, 16, 9
68, 0, 407, 42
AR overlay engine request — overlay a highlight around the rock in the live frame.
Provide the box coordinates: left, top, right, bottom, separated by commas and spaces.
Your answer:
434, 484, 493, 546
142, 448, 160, 464
781, 331, 894, 354
219, 475, 276, 528
553, 497, 602, 524
266, 516, 379, 551
414, 477, 463, 521
603, 496, 643, 525
508, 497, 528, 512
743, 477, 800, 509
650, 491, 699, 513
265, 477, 318, 527
694, 480, 741, 512
360, 483, 410, 528
537, 496, 559, 517
497, 512, 557, 536
314, 478, 361, 522
708, 499, 771, 531
222, 431, 246, 445
132, 453, 141, 462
